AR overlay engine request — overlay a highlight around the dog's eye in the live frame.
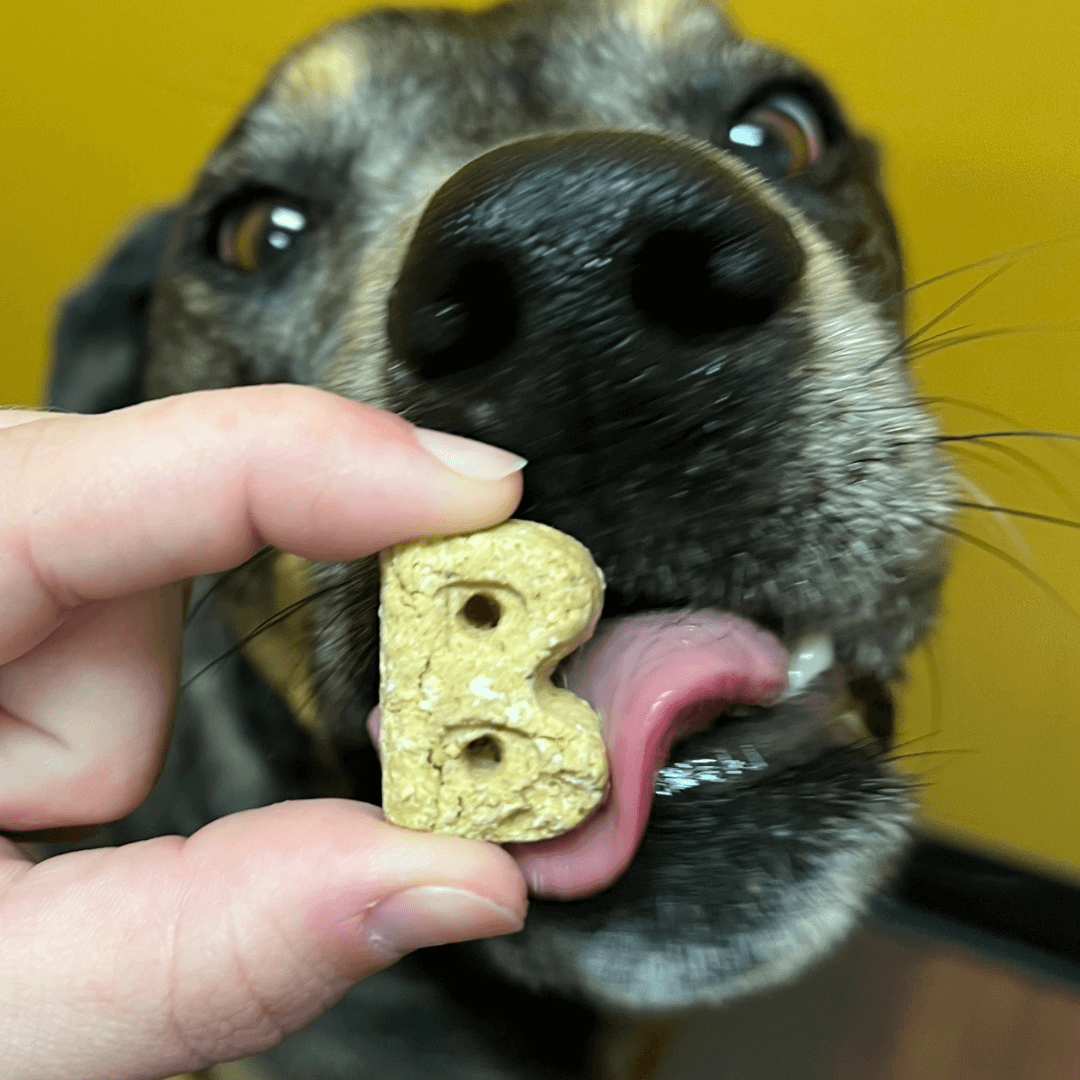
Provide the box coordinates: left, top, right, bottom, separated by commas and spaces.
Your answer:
217, 198, 308, 273
725, 94, 826, 178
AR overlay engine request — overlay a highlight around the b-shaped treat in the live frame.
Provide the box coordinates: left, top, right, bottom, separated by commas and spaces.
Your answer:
379, 520, 608, 842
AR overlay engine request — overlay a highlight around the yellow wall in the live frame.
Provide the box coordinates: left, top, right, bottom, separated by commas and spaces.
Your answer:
4, 1, 1079, 880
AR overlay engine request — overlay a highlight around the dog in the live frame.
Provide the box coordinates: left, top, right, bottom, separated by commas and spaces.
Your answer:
48, 0, 956, 1075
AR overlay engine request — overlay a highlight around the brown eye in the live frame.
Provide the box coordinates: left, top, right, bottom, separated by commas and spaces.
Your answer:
725, 94, 826, 178
217, 198, 308, 273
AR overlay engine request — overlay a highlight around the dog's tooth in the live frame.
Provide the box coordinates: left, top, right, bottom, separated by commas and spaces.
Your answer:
831, 706, 875, 746
784, 633, 835, 698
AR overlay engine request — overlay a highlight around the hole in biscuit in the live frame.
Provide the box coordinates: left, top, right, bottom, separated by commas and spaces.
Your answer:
464, 734, 503, 768
461, 593, 501, 629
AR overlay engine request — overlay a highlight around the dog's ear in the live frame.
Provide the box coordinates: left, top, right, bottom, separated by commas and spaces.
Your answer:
49, 208, 177, 413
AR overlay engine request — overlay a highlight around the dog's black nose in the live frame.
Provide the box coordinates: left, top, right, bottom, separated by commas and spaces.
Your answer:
388, 131, 804, 387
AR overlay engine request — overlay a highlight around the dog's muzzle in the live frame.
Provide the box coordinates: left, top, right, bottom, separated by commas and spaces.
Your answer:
369, 132, 859, 901
387, 130, 806, 458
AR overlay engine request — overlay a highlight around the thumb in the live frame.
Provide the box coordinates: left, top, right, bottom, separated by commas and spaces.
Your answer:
0, 800, 526, 1080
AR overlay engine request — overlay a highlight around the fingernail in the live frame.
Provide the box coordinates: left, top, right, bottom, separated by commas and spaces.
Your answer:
414, 429, 527, 480
365, 886, 525, 956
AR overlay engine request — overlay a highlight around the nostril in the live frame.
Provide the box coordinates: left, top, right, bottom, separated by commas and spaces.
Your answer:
410, 299, 470, 355
630, 227, 798, 340
390, 255, 520, 380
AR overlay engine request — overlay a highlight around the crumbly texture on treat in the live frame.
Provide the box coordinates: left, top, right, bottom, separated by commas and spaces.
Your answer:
379, 519, 608, 842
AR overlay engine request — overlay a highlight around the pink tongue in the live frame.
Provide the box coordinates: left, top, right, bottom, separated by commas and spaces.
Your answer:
506, 611, 789, 899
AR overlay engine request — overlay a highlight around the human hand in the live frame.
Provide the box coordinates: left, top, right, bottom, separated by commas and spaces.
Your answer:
0, 385, 528, 1080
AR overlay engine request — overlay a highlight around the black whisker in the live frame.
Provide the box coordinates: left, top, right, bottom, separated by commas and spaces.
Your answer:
945, 441, 1080, 514
842, 401, 941, 421
909, 323, 1067, 361
921, 642, 943, 743
910, 323, 973, 348
899, 240, 1062, 298
953, 501, 1080, 532
184, 545, 278, 628
939, 430, 1080, 445
888, 747, 979, 762
907, 261, 1017, 346
181, 581, 347, 691
865, 262, 1018, 376
886, 747, 978, 781
946, 441, 1024, 474
889, 730, 948, 755
918, 516, 1080, 625
923, 395, 1031, 428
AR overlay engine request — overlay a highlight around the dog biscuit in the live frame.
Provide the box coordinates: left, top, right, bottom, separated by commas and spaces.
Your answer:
379, 520, 608, 842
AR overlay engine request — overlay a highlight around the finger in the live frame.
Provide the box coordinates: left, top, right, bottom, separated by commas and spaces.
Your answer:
0, 585, 182, 832
0, 801, 527, 1080
0, 409, 52, 430
0, 385, 524, 664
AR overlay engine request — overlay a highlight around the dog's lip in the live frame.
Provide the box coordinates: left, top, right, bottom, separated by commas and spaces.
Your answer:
366, 611, 848, 902
652, 667, 862, 797
505, 609, 796, 899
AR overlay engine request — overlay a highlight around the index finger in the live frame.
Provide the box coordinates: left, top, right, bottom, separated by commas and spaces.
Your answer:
0, 385, 523, 663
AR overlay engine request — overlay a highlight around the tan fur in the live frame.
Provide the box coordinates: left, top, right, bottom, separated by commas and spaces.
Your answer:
227, 552, 325, 737
273, 28, 366, 111
607, 0, 726, 43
